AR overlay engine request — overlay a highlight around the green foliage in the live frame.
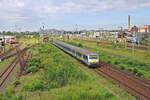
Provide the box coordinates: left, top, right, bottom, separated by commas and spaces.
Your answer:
39, 44, 88, 89
78, 43, 83, 47
107, 60, 111, 64
120, 66, 125, 70
26, 57, 40, 73
114, 61, 120, 65
13, 80, 20, 86
54, 85, 116, 100
0, 88, 24, 100
29, 58, 40, 67
26, 66, 38, 73
137, 72, 143, 77
16, 34, 26, 39
133, 68, 138, 74
127, 68, 132, 72
64, 41, 83, 48
23, 80, 45, 91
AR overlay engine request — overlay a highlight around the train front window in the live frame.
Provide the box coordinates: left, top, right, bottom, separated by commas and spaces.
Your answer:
89, 55, 98, 59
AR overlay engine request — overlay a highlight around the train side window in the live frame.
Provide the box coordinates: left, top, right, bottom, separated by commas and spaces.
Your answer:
77, 52, 81, 57
83, 55, 88, 61
72, 50, 75, 54
68, 48, 71, 51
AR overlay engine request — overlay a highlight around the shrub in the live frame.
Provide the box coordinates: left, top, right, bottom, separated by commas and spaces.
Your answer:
48, 82, 60, 89
114, 61, 120, 65
127, 61, 133, 65
133, 68, 138, 74
137, 72, 143, 77
26, 66, 38, 73
139, 63, 146, 66
127, 68, 132, 72
0, 88, 16, 100
23, 81, 45, 91
12, 80, 20, 86
107, 61, 111, 64
29, 58, 40, 67
120, 66, 125, 70
78, 43, 83, 47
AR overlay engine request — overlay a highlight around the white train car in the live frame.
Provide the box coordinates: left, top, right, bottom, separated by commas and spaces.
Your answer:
51, 40, 99, 68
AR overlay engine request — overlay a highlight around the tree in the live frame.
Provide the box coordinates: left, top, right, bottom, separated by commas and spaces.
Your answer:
6, 31, 12, 35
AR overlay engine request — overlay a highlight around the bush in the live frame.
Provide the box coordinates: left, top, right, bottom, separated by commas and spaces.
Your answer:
13, 80, 20, 86
127, 61, 133, 65
78, 43, 83, 47
114, 61, 120, 65
137, 72, 143, 77
107, 61, 111, 64
0, 88, 21, 100
127, 68, 132, 72
23, 81, 45, 91
26, 66, 38, 73
120, 66, 125, 70
29, 58, 40, 67
133, 68, 138, 74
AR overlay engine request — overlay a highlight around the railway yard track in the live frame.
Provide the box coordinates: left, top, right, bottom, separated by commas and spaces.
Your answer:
0, 44, 37, 92
95, 61, 150, 100
0, 43, 22, 61
80, 39, 149, 51
1, 41, 150, 100
0, 52, 22, 87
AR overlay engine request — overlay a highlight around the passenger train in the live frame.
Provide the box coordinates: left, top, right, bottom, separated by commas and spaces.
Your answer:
51, 39, 99, 67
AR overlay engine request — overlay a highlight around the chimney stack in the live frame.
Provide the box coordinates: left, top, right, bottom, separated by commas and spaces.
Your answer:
128, 15, 131, 31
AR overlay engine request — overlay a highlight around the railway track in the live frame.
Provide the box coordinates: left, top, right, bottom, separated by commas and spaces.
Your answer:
95, 61, 150, 100
80, 39, 149, 51
0, 44, 38, 90
0, 43, 22, 61
0, 54, 21, 87
0, 49, 26, 88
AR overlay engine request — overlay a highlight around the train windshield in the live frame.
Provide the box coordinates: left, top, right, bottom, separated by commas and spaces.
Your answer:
89, 55, 98, 59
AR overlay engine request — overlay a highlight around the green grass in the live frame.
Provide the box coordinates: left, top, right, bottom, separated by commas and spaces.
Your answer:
17, 37, 42, 48
0, 57, 15, 71
0, 43, 135, 100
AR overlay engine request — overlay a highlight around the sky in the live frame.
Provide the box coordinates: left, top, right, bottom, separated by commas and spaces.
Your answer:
0, 0, 150, 31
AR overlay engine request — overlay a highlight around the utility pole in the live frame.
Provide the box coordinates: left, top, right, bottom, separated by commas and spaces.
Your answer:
148, 32, 150, 50
15, 25, 17, 33
132, 31, 136, 60
2, 31, 5, 53
42, 23, 45, 43
75, 24, 78, 40
132, 40, 135, 60
39, 27, 42, 44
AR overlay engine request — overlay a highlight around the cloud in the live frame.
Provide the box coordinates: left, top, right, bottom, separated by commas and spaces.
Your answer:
31, 0, 150, 16
0, 0, 150, 28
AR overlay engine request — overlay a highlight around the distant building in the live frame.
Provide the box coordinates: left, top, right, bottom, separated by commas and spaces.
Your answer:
0, 35, 15, 42
109, 31, 118, 35
131, 26, 138, 33
138, 25, 150, 33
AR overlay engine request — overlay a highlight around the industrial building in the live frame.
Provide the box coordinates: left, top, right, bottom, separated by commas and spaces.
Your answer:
138, 25, 150, 33
131, 25, 150, 33
0, 35, 15, 42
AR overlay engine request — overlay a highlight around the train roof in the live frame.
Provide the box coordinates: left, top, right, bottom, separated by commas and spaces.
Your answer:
54, 40, 98, 55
